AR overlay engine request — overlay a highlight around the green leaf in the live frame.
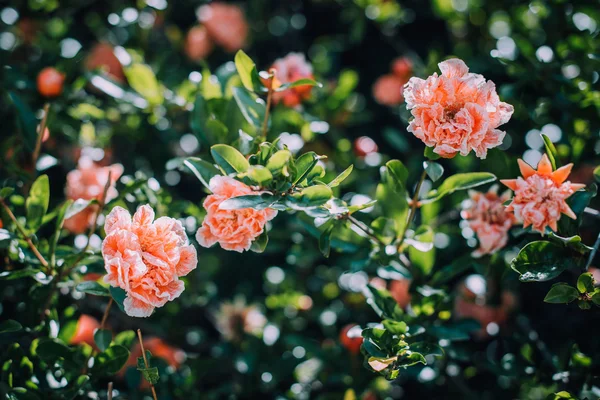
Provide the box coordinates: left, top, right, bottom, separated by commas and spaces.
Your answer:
266, 150, 292, 174
0, 268, 38, 280
288, 185, 333, 208
408, 226, 435, 276
294, 152, 320, 185
577, 272, 595, 294
0, 187, 14, 199
124, 63, 163, 106
423, 172, 497, 203
544, 283, 579, 304
386, 160, 409, 188
250, 230, 269, 253
93, 345, 130, 375
183, 157, 221, 190
319, 222, 334, 257
424, 161, 444, 182
64, 199, 96, 220
219, 194, 277, 210
109, 287, 127, 314
410, 342, 444, 357
277, 78, 323, 91
8, 92, 38, 150
138, 367, 160, 385
424, 146, 441, 160
0, 320, 22, 334
232, 87, 267, 130
382, 320, 407, 334
113, 330, 136, 348
244, 165, 273, 186
234, 50, 261, 92
211, 144, 250, 174
76, 281, 110, 296
371, 217, 397, 245
328, 165, 354, 188
94, 329, 112, 352
541, 134, 560, 169
36, 338, 73, 362
511, 241, 583, 282
26, 175, 50, 232
363, 284, 403, 320
397, 352, 427, 367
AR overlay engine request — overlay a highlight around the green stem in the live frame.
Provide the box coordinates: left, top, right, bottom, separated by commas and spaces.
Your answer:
397, 169, 427, 252
261, 68, 276, 142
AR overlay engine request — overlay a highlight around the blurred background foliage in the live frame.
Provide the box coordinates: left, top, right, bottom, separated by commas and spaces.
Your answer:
1, 0, 600, 399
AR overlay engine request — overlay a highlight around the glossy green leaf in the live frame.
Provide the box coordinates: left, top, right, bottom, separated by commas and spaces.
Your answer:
94, 329, 112, 352
26, 174, 50, 232
0, 320, 22, 334
511, 241, 583, 282
0, 187, 14, 199
76, 281, 110, 296
577, 272, 595, 293
234, 50, 260, 92
245, 165, 273, 186
138, 366, 160, 385
124, 63, 163, 106
0, 268, 38, 280
232, 87, 266, 129
276, 78, 323, 91
424, 161, 444, 182
288, 185, 333, 208
184, 157, 221, 190
93, 345, 130, 375
423, 172, 497, 203
328, 165, 354, 188
211, 144, 250, 174
109, 287, 127, 314
294, 152, 320, 185
219, 193, 278, 210
424, 146, 441, 160
266, 150, 292, 174
250, 230, 269, 253
544, 283, 579, 304
319, 222, 334, 257
363, 284, 403, 320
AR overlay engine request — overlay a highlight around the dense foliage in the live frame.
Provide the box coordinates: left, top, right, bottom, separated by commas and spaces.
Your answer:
1, 0, 600, 399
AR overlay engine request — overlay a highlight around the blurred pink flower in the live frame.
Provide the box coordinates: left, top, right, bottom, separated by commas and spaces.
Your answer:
461, 186, 515, 256
501, 154, 586, 233
214, 298, 266, 342
198, 2, 248, 52
185, 25, 213, 61
373, 74, 406, 106
268, 52, 315, 107
404, 58, 513, 159
196, 176, 277, 252
64, 157, 123, 234
391, 57, 413, 80
102, 205, 198, 317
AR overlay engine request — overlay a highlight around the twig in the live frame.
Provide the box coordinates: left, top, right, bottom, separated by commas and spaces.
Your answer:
347, 215, 385, 247
107, 382, 113, 400
397, 169, 427, 251
32, 103, 50, 168
137, 329, 159, 400
100, 297, 114, 329
261, 68, 276, 142
586, 231, 600, 271
0, 198, 49, 271
40, 171, 113, 322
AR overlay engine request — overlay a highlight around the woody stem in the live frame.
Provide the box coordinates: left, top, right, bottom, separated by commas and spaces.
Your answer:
261, 69, 276, 142
32, 103, 50, 168
138, 329, 159, 400
0, 198, 50, 272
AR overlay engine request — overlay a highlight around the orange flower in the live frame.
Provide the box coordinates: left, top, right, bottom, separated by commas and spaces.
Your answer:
64, 157, 123, 234
85, 43, 125, 83
268, 53, 315, 107
404, 58, 513, 159
102, 205, 198, 317
197, 2, 248, 52
501, 154, 586, 233
185, 25, 213, 61
461, 186, 515, 256
196, 176, 277, 252
391, 57, 413, 80
373, 74, 406, 106
69, 314, 100, 348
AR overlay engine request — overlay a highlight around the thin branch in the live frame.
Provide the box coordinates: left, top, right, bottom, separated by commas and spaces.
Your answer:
397, 169, 427, 251
261, 68, 276, 142
138, 329, 159, 400
32, 103, 50, 168
347, 215, 385, 247
0, 198, 49, 271
107, 382, 113, 400
100, 297, 113, 329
